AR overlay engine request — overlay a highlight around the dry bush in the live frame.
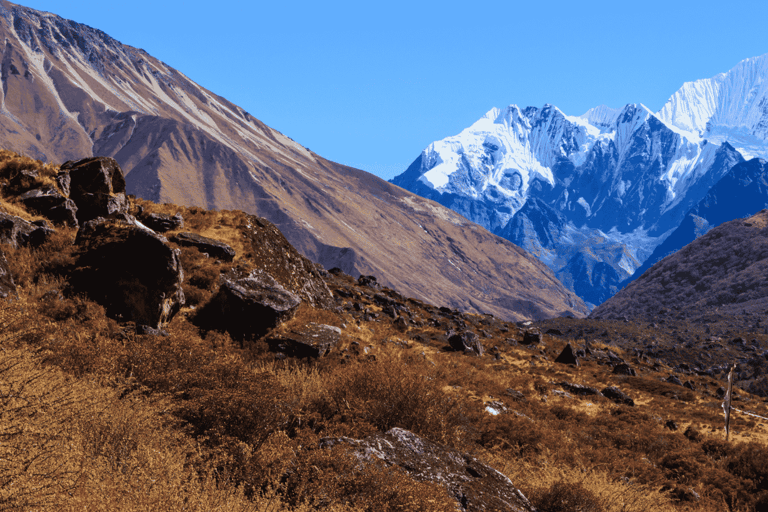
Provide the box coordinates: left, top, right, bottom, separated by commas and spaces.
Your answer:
316, 352, 472, 446
0, 150, 59, 195
282, 445, 457, 511
178, 245, 221, 290
479, 414, 547, 458
0, 348, 82, 510
725, 441, 768, 492
178, 245, 221, 306
0, 346, 307, 512
502, 463, 679, 512
3, 229, 77, 288
531, 480, 605, 512
182, 206, 218, 232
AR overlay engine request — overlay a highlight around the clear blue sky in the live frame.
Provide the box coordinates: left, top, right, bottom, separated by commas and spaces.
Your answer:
17, 0, 768, 180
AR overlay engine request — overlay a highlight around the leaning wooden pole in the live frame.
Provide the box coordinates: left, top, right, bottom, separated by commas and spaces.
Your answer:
723, 364, 736, 441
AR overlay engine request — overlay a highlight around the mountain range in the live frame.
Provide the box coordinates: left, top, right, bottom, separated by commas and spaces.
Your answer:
392, 55, 768, 307
0, 0, 587, 321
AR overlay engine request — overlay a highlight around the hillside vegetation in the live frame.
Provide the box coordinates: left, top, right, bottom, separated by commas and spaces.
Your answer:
0, 151, 767, 511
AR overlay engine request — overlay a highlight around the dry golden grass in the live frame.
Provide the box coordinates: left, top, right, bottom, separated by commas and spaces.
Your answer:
503, 462, 681, 512
0, 150, 59, 193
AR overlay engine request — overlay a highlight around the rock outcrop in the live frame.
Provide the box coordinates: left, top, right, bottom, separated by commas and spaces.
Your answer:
241, 215, 334, 310
19, 187, 78, 227
141, 212, 184, 233
267, 323, 340, 358
61, 157, 128, 223
196, 269, 301, 340
448, 331, 484, 356
555, 343, 579, 366
601, 386, 634, 406
170, 232, 235, 261
0, 213, 52, 248
72, 215, 184, 328
320, 428, 535, 512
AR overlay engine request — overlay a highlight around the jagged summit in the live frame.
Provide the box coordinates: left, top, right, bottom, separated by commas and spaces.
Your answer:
658, 53, 768, 158
393, 94, 743, 308
578, 104, 622, 130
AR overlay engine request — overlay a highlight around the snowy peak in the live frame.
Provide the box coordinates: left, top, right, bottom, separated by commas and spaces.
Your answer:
657, 75, 724, 136
658, 53, 768, 158
579, 105, 622, 131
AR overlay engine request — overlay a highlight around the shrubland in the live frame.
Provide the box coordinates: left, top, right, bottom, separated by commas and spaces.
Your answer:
0, 152, 767, 511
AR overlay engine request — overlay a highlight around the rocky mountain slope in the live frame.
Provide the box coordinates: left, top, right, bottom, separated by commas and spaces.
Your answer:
0, 1, 587, 321
392, 57, 768, 306
592, 209, 768, 322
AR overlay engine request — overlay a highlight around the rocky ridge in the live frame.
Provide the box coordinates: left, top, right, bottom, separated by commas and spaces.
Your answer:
626, 157, 768, 283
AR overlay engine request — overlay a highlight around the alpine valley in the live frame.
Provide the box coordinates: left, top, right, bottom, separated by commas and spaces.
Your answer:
392, 55, 768, 307
3, 2, 768, 511
0, 0, 588, 321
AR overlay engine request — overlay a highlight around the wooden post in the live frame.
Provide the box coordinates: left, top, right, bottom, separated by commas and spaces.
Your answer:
723, 364, 736, 441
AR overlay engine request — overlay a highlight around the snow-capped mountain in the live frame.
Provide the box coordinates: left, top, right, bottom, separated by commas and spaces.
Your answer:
658, 54, 768, 160
391, 56, 768, 306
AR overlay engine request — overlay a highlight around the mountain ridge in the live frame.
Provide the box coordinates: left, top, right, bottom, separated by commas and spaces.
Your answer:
0, 0, 587, 321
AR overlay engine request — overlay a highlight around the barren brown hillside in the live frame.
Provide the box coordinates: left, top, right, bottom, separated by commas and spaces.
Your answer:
593, 209, 768, 322
0, 1, 586, 321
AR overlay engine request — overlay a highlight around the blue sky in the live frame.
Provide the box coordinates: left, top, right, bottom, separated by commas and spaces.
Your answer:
18, 0, 768, 180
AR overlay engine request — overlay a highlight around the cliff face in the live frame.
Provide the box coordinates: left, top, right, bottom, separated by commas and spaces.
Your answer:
0, 2, 586, 320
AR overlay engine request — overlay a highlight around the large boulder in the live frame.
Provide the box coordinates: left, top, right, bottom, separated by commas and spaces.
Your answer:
196, 269, 301, 340
241, 215, 334, 309
0, 213, 52, 248
267, 323, 340, 358
555, 343, 579, 366
520, 330, 541, 345
448, 331, 484, 356
141, 212, 184, 233
61, 157, 128, 223
601, 386, 635, 406
72, 215, 184, 328
170, 232, 235, 261
320, 428, 536, 512
19, 187, 78, 227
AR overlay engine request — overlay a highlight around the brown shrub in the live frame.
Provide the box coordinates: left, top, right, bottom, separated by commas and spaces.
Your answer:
0, 349, 82, 509
0, 150, 59, 195
531, 480, 605, 512
283, 444, 457, 511
479, 414, 545, 458
317, 353, 472, 446
3, 228, 77, 287
726, 441, 768, 492
659, 450, 705, 485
